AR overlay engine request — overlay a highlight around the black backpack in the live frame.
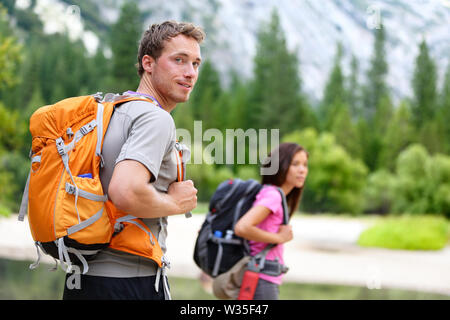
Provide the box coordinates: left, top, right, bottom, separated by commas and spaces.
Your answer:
193, 178, 289, 277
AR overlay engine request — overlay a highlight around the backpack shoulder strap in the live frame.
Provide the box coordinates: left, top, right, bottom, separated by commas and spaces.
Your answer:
276, 186, 289, 225
262, 184, 289, 225
100, 92, 161, 109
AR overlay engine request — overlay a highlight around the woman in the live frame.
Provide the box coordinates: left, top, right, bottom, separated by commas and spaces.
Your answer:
234, 142, 309, 300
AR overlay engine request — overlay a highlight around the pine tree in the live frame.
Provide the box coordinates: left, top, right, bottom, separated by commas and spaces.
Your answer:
359, 24, 392, 172
217, 72, 253, 132
330, 102, 361, 158
373, 94, 394, 137
320, 42, 346, 130
249, 9, 304, 133
362, 23, 388, 122
378, 100, 415, 171
347, 54, 361, 119
86, 48, 110, 94
189, 60, 222, 127
411, 39, 438, 128
110, 1, 142, 92
439, 62, 450, 153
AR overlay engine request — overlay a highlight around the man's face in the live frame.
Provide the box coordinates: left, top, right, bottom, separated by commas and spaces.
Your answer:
149, 35, 202, 108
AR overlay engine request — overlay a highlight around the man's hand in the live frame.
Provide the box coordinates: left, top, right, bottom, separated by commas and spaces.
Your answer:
109, 160, 196, 218
167, 180, 198, 214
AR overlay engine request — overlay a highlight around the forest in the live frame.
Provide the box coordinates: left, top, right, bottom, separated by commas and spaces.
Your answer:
0, 1, 449, 217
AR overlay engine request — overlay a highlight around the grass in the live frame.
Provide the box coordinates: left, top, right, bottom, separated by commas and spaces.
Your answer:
0, 204, 11, 217
358, 214, 450, 251
192, 202, 209, 214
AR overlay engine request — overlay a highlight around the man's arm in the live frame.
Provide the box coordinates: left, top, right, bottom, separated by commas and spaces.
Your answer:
108, 159, 197, 219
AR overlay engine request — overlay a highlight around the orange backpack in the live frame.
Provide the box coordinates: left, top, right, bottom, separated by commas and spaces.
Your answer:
18, 93, 185, 275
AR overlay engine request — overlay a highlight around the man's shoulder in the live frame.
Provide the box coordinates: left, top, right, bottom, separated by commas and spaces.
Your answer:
118, 99, 174, 125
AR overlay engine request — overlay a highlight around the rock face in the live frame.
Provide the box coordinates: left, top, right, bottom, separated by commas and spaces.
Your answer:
31, 0, 450, 101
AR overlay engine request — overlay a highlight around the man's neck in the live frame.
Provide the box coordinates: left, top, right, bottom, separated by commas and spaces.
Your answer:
136, 76, 176, 112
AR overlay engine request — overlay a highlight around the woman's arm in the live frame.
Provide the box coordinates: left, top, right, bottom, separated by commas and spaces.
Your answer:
234, 205, 293, 244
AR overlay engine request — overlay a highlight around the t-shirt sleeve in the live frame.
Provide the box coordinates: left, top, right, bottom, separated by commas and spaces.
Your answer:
252, 186, 283, 215
116, 106, 175, 182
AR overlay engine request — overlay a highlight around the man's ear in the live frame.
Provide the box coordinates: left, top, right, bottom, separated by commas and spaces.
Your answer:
141, 55, 155, 74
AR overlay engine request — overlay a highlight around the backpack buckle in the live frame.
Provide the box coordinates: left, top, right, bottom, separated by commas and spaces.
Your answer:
80, 125, 89, 136
56, 138, 66, 156
65, 183, 76, 195
66, 127, 74, 139
92, 92, 103, 102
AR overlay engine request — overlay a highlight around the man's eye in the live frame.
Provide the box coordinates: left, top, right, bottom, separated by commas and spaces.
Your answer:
175, 57, 183, 63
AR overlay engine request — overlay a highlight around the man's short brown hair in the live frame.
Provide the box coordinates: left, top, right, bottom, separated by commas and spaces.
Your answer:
136, 21, 205, 77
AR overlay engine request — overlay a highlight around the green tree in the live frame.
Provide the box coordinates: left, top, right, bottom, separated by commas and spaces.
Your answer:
0, 5, 22, 91
189, 60, 223, 127
359, 24, 393, 172
0, 102, 26, 215
320, 42, 346, 130
411, 39, 438, 128
356, 117, 384, 172
371, 94, 394, 169
363, 169, 396, 214
283, 128, 368, 214
347, 54, 361, 119
36, 35, 89, 103
392, 144, 450, 217
329, 103, 361, 158
172, 100, 195, 134
437, 62, 450, 154
110, 1, 142, 92
225, 75, 250, 131
248, 9, 306, 133
410, 40, 444, 154
362, 24, 388, 122
87, 48, 111, 93
378, 100, 415, 171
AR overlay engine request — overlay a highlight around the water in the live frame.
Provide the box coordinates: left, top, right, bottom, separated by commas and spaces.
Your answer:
0, 258, 66, 300
1, 258, 448, 300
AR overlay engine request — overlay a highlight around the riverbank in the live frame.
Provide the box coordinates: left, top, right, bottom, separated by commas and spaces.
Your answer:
1, 213, 449, 296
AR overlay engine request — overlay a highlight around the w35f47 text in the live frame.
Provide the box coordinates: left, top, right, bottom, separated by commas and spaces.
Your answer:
179, 303, 269, 317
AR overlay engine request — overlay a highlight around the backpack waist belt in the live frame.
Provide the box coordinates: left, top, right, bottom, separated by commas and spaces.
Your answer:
250, 256, 289, 277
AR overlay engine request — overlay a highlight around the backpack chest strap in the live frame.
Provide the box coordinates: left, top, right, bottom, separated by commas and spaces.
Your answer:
56, 119, 97, 157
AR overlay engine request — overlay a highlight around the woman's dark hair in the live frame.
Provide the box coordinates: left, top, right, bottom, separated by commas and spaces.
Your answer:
261, 142, 308, 217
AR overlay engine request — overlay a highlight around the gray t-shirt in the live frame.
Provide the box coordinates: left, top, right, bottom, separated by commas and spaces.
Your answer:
86, 95, 179, 277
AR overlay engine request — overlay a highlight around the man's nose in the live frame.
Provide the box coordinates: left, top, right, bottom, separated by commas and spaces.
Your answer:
184, 63, 197, 79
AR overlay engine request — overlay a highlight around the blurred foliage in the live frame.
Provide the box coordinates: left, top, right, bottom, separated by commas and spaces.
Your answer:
363, 169, 396, 214
0, 4, 448, 218
392, 144, 450, 217
358, 215, 449, 250
0, 6, 21, 90
283, 128, 368, 214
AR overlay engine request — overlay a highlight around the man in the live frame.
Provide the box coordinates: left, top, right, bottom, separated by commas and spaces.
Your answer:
63, 21, 204, 300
